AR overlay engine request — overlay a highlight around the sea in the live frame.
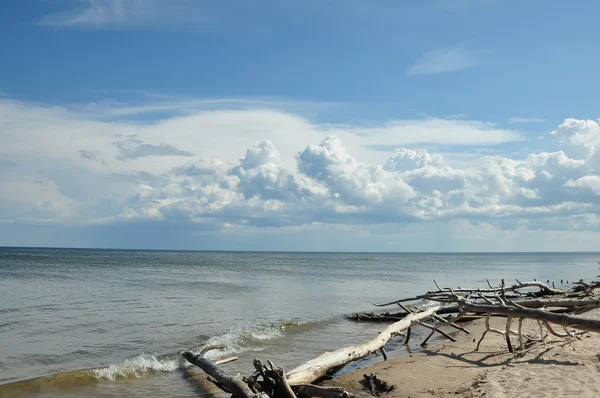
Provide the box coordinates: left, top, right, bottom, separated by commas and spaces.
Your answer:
1, 248, 599, 398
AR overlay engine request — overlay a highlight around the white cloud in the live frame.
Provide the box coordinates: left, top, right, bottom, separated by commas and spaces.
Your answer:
565, 176, 600, 195
333, 118, 520, 147
38, 0, 199, 28
2, 96, 600, 247
407, 45, 480, 75
508, 117, 547, 124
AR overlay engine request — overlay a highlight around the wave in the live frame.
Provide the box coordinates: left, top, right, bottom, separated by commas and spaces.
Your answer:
0, 319, 324, 394
93, 322, 293, 381
92, 353, 184, 381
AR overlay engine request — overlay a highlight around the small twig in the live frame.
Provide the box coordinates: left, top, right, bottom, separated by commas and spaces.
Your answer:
215, 356, 239, 365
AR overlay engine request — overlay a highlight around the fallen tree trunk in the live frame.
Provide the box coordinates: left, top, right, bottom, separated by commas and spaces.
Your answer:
348, 305, 460, 321
460, 301, 600, 333
285, 306, 441, 385
353, 296, 600, 323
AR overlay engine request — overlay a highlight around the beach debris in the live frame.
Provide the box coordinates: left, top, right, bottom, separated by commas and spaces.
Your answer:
372, 275, 600, 354
183, 345, 268, 398
182, 268, 600, 398
183, 308, 439, 398
361, 373, 394, 396
285, 307, 440, 385
183, 349, 361, 398
294, 384, 359, 398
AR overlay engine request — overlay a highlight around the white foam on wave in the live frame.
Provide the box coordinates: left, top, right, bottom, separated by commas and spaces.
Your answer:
93, 353, 184, 380
93, 323, 285, 381
197, 323, 284, 360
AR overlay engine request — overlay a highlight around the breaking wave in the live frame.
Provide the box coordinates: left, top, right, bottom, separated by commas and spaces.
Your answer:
0, 319, 320, 396
93, 322, 292, 381
92, 353, 184, 380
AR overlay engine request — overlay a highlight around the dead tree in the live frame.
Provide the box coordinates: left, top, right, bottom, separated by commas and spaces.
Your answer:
372, 277, 600, 353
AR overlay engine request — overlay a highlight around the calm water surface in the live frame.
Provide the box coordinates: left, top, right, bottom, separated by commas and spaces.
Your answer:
1, 248, 599, 397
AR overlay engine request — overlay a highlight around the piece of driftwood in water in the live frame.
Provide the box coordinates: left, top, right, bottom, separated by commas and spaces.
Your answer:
348, 305, 460, 322
183, 346, 269, 398
285, 306, 441, 385
361, 374, 394, 396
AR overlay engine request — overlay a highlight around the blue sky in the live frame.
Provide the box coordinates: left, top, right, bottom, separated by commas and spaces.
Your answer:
1, 0, 600, 251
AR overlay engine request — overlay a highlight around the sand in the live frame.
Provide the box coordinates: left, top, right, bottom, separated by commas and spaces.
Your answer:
326, 309, 600, 397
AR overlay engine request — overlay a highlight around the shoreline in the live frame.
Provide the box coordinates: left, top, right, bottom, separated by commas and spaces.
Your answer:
326, 310, 600, 397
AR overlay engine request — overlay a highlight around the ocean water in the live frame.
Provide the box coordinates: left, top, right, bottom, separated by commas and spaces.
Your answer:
1, 248, 599, 398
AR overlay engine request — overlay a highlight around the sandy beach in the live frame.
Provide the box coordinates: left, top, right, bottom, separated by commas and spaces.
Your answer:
327, 309, 600, 397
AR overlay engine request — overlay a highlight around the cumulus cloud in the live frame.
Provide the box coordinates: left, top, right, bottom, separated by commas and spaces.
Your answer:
119, 126, 600, 230
1, 96, 600, 241
551, 118, 600, 165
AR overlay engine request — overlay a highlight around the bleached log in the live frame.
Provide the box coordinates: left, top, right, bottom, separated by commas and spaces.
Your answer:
285, 306, 441, 385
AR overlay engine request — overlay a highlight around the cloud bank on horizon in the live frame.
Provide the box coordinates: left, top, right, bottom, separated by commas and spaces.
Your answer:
1, 96, 599, 250
3, 0, 600, 250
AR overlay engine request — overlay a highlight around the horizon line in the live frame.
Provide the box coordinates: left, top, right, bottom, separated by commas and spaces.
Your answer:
1, 245, 599, 255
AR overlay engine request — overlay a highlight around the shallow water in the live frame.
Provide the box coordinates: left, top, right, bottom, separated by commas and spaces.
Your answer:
1, 248, 599, 397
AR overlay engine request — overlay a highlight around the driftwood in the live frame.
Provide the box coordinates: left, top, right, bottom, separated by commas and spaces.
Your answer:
183, 272, 600, 398
183, 346, 268, 398
183, 307, 440, 398
361, 374, 394, 396
285, 306, 440, 385
373, 280, 577, 308
372, 275, 600, 353
351, 296, 600, 324
348, 306, 460, 322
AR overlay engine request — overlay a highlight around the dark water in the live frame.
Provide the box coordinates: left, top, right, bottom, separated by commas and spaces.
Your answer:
1, 248, 599, 397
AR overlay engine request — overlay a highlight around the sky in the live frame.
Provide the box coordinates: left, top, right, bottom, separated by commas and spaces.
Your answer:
1, 0, 600, 251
